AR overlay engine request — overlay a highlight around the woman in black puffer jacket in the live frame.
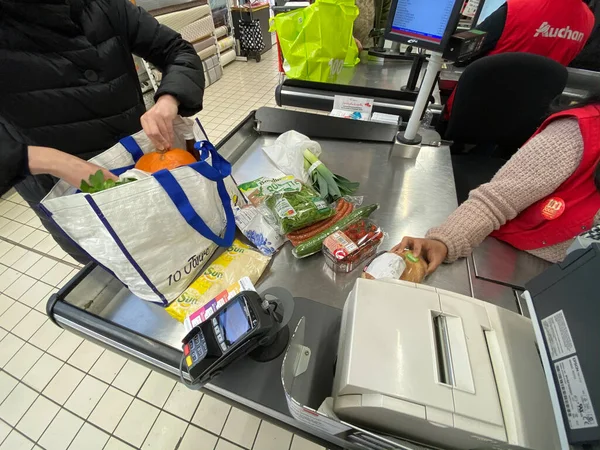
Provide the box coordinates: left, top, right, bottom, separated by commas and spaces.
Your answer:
0, 0, 205, 262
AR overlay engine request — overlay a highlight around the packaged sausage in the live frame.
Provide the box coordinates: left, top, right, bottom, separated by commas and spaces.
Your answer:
322, 219, 384, 273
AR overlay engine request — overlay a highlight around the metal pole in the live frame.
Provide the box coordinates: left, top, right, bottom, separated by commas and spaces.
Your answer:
398, 52, 443, 145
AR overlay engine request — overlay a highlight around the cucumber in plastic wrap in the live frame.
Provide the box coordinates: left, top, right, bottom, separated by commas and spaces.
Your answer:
292, 204, 379, 258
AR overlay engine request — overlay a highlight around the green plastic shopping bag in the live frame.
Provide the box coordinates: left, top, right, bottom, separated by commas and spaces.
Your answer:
270, 0, 359, 82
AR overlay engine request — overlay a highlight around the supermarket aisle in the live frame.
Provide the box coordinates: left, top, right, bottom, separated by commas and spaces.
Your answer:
0, 49, 324, 450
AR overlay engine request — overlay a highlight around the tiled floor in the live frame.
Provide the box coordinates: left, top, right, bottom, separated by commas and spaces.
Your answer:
0, 49, 325, 450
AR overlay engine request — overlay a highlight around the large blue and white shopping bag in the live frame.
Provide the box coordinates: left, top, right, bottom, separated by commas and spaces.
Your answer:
41, 118, 239, 305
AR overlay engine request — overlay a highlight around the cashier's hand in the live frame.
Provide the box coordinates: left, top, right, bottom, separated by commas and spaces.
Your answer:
391, 237, 448, 274
141, 94, 179, 151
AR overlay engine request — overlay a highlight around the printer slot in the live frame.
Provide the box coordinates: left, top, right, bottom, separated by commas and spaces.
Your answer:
433, 314, 454, 387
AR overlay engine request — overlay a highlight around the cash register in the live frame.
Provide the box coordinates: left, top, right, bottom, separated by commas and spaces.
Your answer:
332, 244, 600, 450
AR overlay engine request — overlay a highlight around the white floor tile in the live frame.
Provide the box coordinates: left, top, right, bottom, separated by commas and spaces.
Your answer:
0, 221, 20, 239
177, 425, 218, 450
43, 364, 85, 405
0, 242, 13, 259
0, 419, 10, 444
17, 280, 53, 308
12, 251, 42, 274
88, 350, 126, 383
0, 327, 5, 341
221, 407, 261, 449
29, 320, 63, 351
25, 256, 57, 280
3, 205, 28, 221
0, 333, 25, 368
215, 439, 244, 450
40, 262, 72, 287
67, 339, 104, 372
290, 435, 326, 450
112, 359, 150, 396
0, 245, 27, 266
0, 267, 21, 291
141, 411, 187, 450
113, 399, 160, 448
3, 274, 36, 300
39, 409, 83, 450
20, 230, 47, 249
0, 430, 34, 450
22, 353, 63, 392
8, 225, 35, 244
191, 394, 231, 435
88, 387, 133, 433
13, 208, 36, 225
64, 375, 108, 419
0, 301, 30, 330
15, 395, 60, 441
163, 383, 203, 422
0, 371, 18, 404
11, 309, 46, 340
47, 246, 68, 260
252, 421, 293, 450
34, 235, 58, 253
0, 382, 38, 426
47, 331, 83, 361
104, 437, 136, 450
137, 370, 176, 408
0, 294, 14, 316
4, 342, 43, 379
68, 423, 109, 450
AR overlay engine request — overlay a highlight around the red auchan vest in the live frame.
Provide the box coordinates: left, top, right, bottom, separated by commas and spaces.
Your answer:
490, 105, 600, 251
488, 0, 595, 64
444, 0, 595, 119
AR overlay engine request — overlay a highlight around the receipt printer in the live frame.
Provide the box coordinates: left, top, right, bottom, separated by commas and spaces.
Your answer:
332, 278, 560, 450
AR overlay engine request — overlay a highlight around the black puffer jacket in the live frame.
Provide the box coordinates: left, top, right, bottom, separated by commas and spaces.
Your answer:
0, 0, 205, 192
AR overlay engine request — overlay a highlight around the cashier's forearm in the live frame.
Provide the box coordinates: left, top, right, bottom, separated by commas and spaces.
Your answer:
426, 118, 584, 262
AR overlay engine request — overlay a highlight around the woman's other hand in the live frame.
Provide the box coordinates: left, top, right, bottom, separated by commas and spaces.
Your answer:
28, 146, 117, 188
140, 94, 179, 151
391, 237, 448, 274
354, 37, 363, 52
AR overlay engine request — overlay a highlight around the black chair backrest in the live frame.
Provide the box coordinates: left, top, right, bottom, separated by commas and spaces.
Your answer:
445, 53, 568, 148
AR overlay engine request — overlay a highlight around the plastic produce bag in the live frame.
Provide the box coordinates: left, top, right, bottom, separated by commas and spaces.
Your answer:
262, 131, 322, 184
165, 239, 271, 322
269, 0, 359, 82
233, 204, 285, 256
265, 183, 335, 234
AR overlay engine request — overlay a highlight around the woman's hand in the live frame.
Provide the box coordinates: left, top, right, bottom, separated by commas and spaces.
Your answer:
140, 94, 179, 151
391, 237, 448, 274
28, 146, 117, 188
354, 37, 363, 52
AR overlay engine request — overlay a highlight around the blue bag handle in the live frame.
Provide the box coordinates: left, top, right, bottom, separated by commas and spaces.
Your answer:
119, 136, 144, 162
152, 141, 235, 248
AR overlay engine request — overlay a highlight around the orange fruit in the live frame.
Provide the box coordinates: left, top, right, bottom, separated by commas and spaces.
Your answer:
135, 148, 197, 173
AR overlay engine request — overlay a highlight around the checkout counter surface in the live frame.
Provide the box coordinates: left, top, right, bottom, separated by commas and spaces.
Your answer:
48, 108, 549, 450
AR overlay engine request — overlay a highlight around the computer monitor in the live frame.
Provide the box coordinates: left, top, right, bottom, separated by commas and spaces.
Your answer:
476, 0, 506, 25
384, 0, 466, 53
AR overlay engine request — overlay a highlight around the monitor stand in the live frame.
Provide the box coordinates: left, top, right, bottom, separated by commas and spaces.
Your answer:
397, 52, 443, 146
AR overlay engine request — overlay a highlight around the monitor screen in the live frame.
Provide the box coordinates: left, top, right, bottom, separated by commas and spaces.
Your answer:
477, 0, 505, 25
385, 0, 464, 51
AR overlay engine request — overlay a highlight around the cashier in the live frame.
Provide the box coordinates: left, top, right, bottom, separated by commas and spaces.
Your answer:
394, 94, 600, 273
0, 0, 205, 262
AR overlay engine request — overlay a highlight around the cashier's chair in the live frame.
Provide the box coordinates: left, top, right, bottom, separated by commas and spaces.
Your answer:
445, 53, 568, 203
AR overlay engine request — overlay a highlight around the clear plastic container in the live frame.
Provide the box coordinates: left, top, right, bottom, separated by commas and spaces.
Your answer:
322, 219, 384, 273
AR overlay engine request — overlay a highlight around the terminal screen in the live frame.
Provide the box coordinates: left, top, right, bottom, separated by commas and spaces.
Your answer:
390, 0, 456, 43
218, 298, 251, 346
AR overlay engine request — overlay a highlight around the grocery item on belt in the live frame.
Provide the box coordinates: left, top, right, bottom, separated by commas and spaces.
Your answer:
398, 250, 428, 283
238, 175, 299, 207
265, 183, 335, 234
287, 198, 354, 247
362, 252, 406, 280
362, 250, 427, 283
322, 219, 384, 273
233, 204, 285, 256
293, 203, 379, 258
165, 239, 271, 322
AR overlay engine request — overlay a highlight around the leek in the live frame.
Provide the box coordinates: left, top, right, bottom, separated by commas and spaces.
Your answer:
303, 149, 359, 202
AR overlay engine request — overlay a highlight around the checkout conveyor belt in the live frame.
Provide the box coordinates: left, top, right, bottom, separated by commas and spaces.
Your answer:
47, 108, 551, 450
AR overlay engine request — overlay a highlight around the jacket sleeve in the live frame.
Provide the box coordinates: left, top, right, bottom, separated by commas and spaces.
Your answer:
0, 122, 28, 196
117, 0, 205, 116
454, 4, 507, 67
